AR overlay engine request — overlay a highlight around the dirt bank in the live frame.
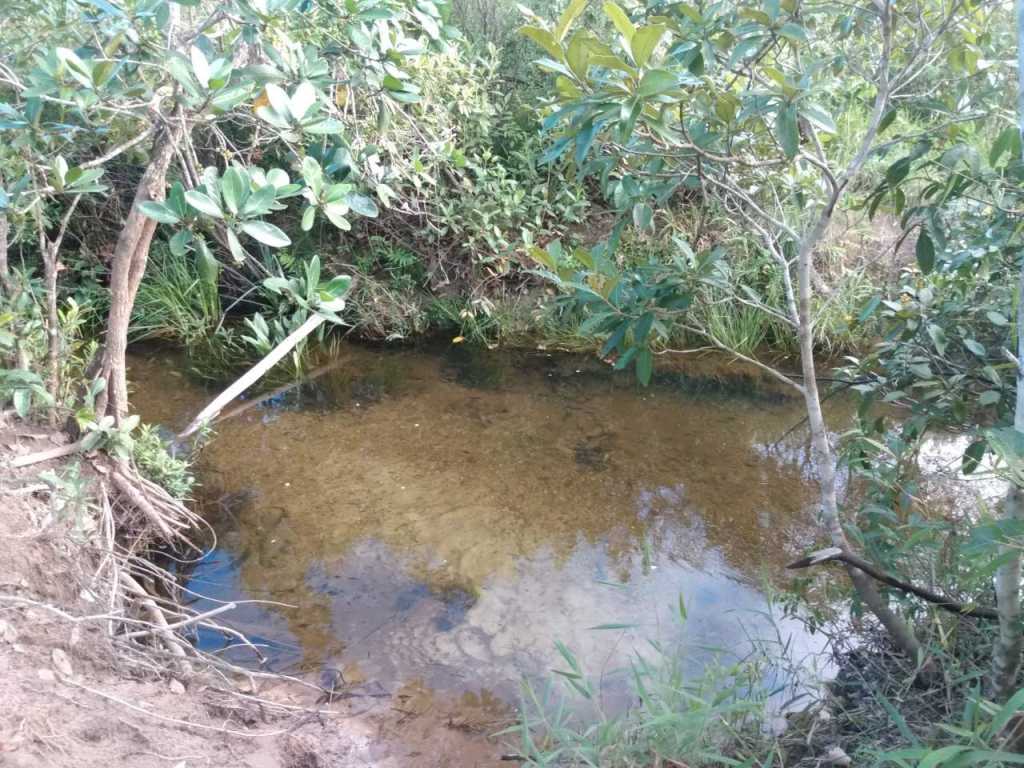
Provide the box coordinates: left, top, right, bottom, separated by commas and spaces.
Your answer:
0, 417, 510, 767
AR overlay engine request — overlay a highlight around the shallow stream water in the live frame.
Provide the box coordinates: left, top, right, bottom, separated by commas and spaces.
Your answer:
130, 342, 849, 707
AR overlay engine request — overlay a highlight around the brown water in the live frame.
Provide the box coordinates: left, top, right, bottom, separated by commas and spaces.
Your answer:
130, 342, 838, 705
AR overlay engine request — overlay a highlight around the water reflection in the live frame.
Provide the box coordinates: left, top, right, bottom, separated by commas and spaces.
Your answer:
130, 344, 831, 700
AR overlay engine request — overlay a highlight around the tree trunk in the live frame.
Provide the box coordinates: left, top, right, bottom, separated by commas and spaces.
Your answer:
796, 216, 922, 661
993, 486, 1024, 701
0, 210, 12, 298
95, 120, 183, 422
42, 245, 60, 425
990, 0, 1024, 702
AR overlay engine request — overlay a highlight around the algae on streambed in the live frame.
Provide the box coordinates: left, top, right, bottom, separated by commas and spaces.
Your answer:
129, 342, 832, 704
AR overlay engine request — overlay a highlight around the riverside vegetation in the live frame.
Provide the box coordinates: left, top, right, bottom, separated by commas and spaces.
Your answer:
2, 0, 1024, 765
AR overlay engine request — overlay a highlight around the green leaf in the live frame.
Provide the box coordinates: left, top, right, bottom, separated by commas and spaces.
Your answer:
555, 0, 588, 42
603, 1, 635, 46
878, 107, 898, 134
632, 202, 653, 231
987, 310, 1009, 326
241, 221, 291, 248
226, 228, 247, 263
979, 390, 1001, 406
778, 22, 806, 41
322, 275, 352, 299
631, 24, 667, 68
633, 312, 654, 344
12, 388, 30, 418
195, 238, 219, 287
323, 204, 351, 231
137, 201, 181, 224
301, 206, 316, 231
636, 347, 653, 386
886, 157, 912, 186
189, 45, 209, 88
169, 229, 192, 256
265, 83, 292, 119
775, 105, 799, 159
529, 245, 558, 271
799, 102, 836, 134
220, 167, 247, 215
915, 229, 935, 274
184, 190, 223, 218
990, 126, 1023, 166
166, 54, 199, 98
346, 193, 379, 218
964, 338, 986, 357
289, 81, 317, 120
637, 68, 677, 98
926, 323, 947, 356
963, 439, 986, 475
520, 26, 563, 61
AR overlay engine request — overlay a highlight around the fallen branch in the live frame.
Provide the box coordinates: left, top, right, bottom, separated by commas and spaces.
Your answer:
9, 438, 84, 468
787, 547, 999, 619
214, 358, 348, 426
177, 312, 327, 440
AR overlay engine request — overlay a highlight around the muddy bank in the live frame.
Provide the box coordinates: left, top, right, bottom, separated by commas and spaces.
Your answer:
0, 418, 511, 767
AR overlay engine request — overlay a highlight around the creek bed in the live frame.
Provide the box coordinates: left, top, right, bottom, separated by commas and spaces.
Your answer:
131, 342, 836, 705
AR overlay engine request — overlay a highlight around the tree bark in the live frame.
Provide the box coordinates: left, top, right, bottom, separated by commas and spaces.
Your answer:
95, 120, 183, 422
42, 244, 60, 424
991, 159, 1024, 700
795, 206, 922, 661
0, 210, 12, 298
989, 0, 1024, 702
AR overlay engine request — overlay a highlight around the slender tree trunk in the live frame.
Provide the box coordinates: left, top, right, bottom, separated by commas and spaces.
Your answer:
42, 245, 60, 425
95, 120, 183, 421
0, 210, 12, 298
989, 0, 1024, 703
796, 212, 922, 661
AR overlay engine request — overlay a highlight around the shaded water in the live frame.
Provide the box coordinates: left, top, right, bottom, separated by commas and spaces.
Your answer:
130, 343, 838, 704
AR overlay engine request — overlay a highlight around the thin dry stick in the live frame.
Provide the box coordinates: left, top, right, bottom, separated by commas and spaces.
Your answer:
121, 601, 237, 639
121, 572, 193, 676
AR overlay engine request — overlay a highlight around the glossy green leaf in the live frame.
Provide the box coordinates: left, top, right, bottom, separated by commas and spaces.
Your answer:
603, 1, 635, 45
636, 347, 653, 386
631, 24, 667, 68
915, 229, 935, 274
195, 238, 219, 287
220, 167, 247, 214
185, 190, 223, 218
555, 0, 588, 42
799, 102, 836, 133
137, 201, 180, 224
241, 220, 291, 248
520, 26, 563, 61
775, 105, 799, 159
346, 193, 379, 218
637, 69, 676, 98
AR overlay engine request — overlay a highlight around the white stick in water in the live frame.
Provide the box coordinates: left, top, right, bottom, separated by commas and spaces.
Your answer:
177, 312, 326, 440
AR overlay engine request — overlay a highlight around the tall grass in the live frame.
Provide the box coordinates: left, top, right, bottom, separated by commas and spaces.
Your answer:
507, 606, 785, 767
130, 246, 221, 346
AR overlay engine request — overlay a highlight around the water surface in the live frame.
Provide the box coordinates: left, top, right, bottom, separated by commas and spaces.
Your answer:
131, 343, 834, 703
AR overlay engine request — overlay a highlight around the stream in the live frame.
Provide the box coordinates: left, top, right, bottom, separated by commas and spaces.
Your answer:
129, 342, 867, 709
